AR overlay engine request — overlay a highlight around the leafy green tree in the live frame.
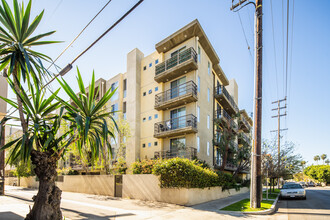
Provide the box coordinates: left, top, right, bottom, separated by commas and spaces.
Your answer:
326, 159, 330, 166
0, 0, 59, 135
314, 155, 320, 165
304, 165, 330, 183
0, 70, 117, 220
321, 154, 327, 165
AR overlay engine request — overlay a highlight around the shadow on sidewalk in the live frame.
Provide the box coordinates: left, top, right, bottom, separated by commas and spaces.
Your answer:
61, 207, 136, 220
0, 211, 24, 220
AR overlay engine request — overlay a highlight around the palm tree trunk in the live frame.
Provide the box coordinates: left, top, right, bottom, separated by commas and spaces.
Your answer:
220, 142, 229, 171
25, 150, 62, 220
12, 67, 28, 133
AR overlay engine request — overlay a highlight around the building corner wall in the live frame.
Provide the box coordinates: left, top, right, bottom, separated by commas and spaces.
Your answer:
126, 48, 144, 166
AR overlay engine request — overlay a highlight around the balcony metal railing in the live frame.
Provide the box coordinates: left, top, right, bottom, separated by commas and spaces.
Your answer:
239, 132, 250, 144
214, 109, 238, 132
225, 162, 237, 171
215, 85, 239, 113
154, 147, 197, 160
154, 114, 197, 136
155, 47, 197, 76
155, 81, 197, 107
240, 116, 251, 131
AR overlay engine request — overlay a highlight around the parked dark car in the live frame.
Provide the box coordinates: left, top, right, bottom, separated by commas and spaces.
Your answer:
308, 182, 315, 187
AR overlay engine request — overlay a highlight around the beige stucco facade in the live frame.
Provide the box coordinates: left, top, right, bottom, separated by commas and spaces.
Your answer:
91, 20, 252, 172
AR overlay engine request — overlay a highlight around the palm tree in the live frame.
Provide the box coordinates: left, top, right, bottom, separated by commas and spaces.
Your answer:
0, 0, 59, 134
325, 159, 330, 165
314, 155, 320, 165
321, 154, 327, 165
1, 69, 117, 220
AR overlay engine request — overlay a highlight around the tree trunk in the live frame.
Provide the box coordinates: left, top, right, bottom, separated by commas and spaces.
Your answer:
220, 142, 229, 171
25, 150, 62, 220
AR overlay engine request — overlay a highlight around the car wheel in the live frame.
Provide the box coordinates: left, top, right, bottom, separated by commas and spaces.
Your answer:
302, 196, 306, 200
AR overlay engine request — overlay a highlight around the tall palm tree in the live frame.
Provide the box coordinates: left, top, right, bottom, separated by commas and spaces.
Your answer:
321, 154, 327, 165
0, 0, 59, 133
1, 69, 117, 220
314, 155, 320, 165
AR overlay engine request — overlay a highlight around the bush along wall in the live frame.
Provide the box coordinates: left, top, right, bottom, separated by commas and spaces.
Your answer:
131, 158, 240, 190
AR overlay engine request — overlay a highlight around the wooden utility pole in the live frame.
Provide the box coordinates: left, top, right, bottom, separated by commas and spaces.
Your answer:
271, 97, 287, 188
231, 0, 263, 208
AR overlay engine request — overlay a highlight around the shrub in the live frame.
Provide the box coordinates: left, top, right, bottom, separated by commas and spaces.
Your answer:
152, 158, 218, 188
132, 159, 160, 174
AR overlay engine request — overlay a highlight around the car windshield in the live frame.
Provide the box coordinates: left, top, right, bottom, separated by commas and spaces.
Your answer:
282, 184, 302, 189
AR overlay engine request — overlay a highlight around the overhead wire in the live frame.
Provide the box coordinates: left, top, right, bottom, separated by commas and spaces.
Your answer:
237, 11, 253, 62
270, 0, 279, 100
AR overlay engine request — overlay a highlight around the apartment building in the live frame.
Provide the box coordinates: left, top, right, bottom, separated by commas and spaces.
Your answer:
93, 20, 252, 173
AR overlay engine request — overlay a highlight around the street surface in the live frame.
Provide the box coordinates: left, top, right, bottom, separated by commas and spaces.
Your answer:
0, 186, 329, 219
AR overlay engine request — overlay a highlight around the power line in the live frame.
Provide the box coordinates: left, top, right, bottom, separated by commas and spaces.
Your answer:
285, 0, 290, 97
237, 11, 253, 61
270, 0, 279, 99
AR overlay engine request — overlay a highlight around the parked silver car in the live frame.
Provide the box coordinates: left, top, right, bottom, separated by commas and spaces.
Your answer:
280, 183, 306, 200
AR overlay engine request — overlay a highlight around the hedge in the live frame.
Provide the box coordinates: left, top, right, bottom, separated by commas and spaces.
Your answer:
132, 159, 160, 174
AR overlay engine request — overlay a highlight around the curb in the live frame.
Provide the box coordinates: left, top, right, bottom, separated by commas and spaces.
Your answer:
243, 194, 279, 215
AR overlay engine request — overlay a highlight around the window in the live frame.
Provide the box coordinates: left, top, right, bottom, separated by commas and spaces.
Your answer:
142, 144, 146, 148
143, 117, 146, 122
148, 116, 152, 120
170, 138, 186, 152
154, 141, 158, 146
207, 88, 210, 102
123, 102, 126, 119
197, 136, 200, 153
143, 66, 146, 70
207, 115, 210, 129
123, 79, 127, 98
208, 61, 210, 75
148, 143, 151, 147
155, 59, 159, 64
155, 86, 158, 92
171, 46, 186, 57
207, 142, 210, 156
110, 81, 119, 101
149, 63, 152, 67
197, 76, 200, 92
148, 89, 152, 94
111, 103, 118, 118
154, 114, 158, 119
143, 92, 146, 96
197, 106, 200, 122
198, 46, 201, 63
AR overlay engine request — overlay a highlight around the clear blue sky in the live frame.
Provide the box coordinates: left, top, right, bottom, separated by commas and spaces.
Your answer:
7, 0, 330, 165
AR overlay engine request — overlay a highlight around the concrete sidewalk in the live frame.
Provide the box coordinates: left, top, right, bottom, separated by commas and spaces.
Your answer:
1, 186, 264, 220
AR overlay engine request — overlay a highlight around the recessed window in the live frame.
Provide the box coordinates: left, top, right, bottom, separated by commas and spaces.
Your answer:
207, 142, 210, 156
143, 117, 146, 122
148, 116, 152, 120
197, 106, 200, 122
154, 141, 158, 146
143, 66, 146, 71
197, 76, 200, 92
143, 92, 146, 96
142, 144, 146, 148
148, 143, 151, 147
208, 61, 211, 75
155, 87, 158, 92
154, 114, 158, 119
149, 63, 152, 67
197, 136, 200, 152
155, 59, 159, 64
148, 89, 152, 94
198, 46, 201, 63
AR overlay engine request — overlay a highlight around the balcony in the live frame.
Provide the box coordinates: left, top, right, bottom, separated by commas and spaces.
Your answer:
154, 81, 197, 111
238, 132, 251, 145
154, 147, 197, 160
239, 115, 251, 133
154, 47, 198, 83
214, 109, 238, 133
214, 159, 237, 171
224, 162, 237, 171
214, 85, 239, 115
154, 114, 197, 138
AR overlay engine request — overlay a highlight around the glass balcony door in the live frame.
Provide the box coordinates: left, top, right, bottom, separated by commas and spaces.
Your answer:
170, 137, 186, 155
170, 107, 186, 130
170, 77, 186, 99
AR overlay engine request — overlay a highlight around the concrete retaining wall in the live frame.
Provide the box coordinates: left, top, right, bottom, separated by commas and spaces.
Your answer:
122, 174, 249, 206
6, 174, 249, 206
